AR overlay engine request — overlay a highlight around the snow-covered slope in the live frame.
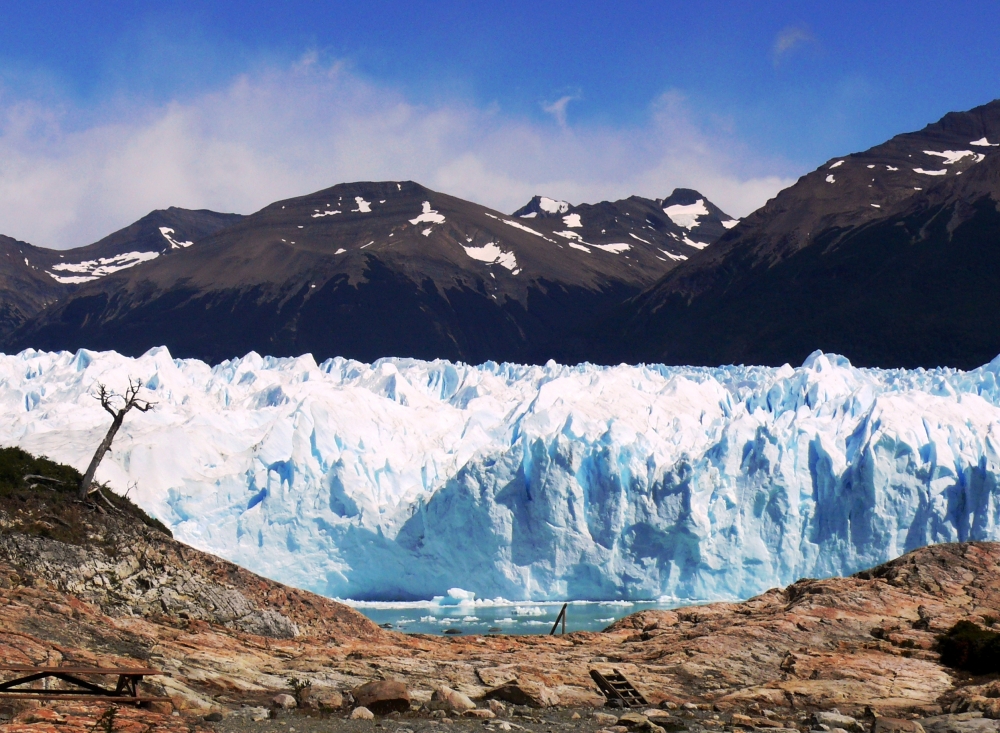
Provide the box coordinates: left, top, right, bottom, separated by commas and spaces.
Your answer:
3, 347, 1000, 602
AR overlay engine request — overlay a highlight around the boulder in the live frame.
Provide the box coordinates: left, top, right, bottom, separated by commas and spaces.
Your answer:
484, 680, 559, 708
595, 712, 621, 725
429, 687, 476, 713
488, 700, 507, 715
875, 719, 926, 733
350, 706, 375, 720
271, 693, 297, 709
920, 713, 998, 733
814, 713, 864, 733
299, 687, 343, 710
353, 680, 411, 715
465, 709, 496, 719
203, 712, 224, 722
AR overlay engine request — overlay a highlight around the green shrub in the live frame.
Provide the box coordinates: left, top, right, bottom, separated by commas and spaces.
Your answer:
937, 620, 1000, 674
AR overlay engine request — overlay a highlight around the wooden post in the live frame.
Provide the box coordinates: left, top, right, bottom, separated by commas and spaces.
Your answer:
549, 603, 568, 635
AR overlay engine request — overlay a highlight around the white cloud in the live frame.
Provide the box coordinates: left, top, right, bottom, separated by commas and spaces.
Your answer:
541, 94, 577, 127
0, 58, 795, 249
772, 25, 816, 65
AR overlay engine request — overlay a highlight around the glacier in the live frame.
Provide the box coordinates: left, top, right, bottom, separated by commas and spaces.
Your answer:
2, 347, 1000, 603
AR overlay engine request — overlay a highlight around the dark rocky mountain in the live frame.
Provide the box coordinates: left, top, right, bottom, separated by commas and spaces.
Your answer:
4, 181, 733, 365
604, 98, 1000, 369
0, 207, 242, 341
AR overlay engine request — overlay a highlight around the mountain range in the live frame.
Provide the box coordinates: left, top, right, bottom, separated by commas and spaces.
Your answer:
0, 185, 733, 364
3, 99, 1000, 368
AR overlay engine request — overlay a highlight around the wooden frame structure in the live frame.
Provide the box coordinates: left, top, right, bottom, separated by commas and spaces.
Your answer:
589, 668, 648, 708
0, 666, 170, 705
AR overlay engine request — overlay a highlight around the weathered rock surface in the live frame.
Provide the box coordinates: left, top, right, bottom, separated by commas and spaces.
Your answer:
2, 496, 1000, 729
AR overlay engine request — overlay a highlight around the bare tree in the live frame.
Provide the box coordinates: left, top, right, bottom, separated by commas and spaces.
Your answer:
78, 378, 155, 499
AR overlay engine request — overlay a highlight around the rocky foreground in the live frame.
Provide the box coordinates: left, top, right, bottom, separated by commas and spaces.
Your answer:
1, 478, 1000, 733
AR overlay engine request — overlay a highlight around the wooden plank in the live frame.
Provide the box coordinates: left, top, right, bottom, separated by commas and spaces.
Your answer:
0, 693, 172, 702
0, 667, 160, 675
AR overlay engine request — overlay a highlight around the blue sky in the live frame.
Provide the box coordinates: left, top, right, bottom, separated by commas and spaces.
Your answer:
1, 1, 998, 248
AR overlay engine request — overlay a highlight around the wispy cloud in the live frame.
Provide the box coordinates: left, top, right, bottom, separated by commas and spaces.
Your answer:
772, 25, 816, 65
0, 57, 795, 249
541, 94, 578, 127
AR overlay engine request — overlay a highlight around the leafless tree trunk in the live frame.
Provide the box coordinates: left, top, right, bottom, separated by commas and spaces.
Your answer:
78, 378, 155, 499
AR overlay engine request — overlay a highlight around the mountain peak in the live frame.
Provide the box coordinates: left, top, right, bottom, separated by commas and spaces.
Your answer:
511, 195, 571, 218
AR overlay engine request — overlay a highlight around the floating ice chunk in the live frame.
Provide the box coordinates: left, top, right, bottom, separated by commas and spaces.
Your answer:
923, 150, 974, 165
663, 199, 709, 229
593, 243, 630, 254
913, 168, 947, 176
826, 175, 836, 183
353, 197, 372, 213
410, 201, 446, 225
538, 197, 569, 214
562, 213, 582, 228
159, 227, 193, 249
721, 220, 739, 229
970, 137, 999, 146
628, 233, 650, 244
462, 242, 518, 271
830, 160, 844, 168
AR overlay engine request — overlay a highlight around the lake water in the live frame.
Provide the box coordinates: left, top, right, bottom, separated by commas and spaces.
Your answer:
342, 593, 711, 635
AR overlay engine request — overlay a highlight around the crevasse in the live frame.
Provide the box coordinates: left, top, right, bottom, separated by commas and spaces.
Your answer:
2, 347, 999, 602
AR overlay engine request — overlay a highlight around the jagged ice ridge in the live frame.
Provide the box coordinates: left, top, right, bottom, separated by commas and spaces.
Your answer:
2, 347, 1000, 602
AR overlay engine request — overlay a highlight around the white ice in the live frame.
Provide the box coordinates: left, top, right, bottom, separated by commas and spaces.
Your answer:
826, 175, 836, 184
628, 233, 651, 244
353, 197, 372, 213
661, 250, 687, 261
830, 160, 844, 168
7, 348, 1000, 603
461, 242, 518, 271
682, 237, 709, 250
721, 220, 739, 229
409, 201, 446, 226
47, 251, 161, 283
159, 228, 193, 249
312, 210, 342, 218
593, 243, 630, 254
913, 168, 947, 176
923, 150, 975, 165
970, 137, 999, 147
663, 200, 709, 229
485, 213, 557, 242
537, 197, 570, 214
562, 214, 582, 228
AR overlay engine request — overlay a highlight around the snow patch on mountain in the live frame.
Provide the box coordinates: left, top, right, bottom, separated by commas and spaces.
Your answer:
409, 201, 446, 226
923, 150, 975, 165
538, 197, 569, 214
353, 197, 372, 213
6, 348, 1000, 603
663, 199, 709, 229
159, 227, 193, 249
562, 213, 582, 228
461, 242, 518, 272
970, 137, 999, 147
46, 251, 161, 283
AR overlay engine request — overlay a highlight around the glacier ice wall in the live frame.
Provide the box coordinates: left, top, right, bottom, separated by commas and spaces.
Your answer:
2, 347, 1000, 602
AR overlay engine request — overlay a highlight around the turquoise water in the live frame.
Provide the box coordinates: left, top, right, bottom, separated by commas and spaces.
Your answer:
344, 598, 697, 635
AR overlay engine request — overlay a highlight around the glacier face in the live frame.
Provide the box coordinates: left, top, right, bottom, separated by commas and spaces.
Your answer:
2, 347, 1000, 602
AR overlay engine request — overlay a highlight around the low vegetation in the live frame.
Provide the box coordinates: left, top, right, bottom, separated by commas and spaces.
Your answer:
0, 446, 170, 545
